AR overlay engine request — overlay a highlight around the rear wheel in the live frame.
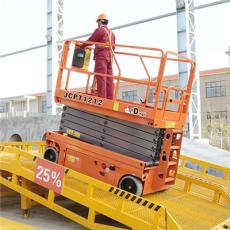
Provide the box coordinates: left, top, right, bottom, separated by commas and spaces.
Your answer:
119, 176, 143, 196
43, 147, 59, 163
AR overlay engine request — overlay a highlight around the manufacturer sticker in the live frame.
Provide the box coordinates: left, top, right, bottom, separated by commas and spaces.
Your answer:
113, 101, 119, 111
125, 106, 146, 117
165, 121, 176, 128
67, 154, 80, 163
66, 129, 81, 138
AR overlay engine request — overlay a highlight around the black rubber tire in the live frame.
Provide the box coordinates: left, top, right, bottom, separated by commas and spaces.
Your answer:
43, 147, 59, 163
118, 176, 143, 196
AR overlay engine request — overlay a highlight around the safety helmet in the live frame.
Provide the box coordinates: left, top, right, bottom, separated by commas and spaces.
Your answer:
96, 13, 108, 22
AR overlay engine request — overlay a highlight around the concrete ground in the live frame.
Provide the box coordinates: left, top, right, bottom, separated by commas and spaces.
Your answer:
0, 195, 87, 230
0, 193, 125, 230
181, 138, 230, 167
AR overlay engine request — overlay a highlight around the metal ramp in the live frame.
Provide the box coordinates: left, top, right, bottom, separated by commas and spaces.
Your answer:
0, 142, 230, 230
0, 142, 179, 230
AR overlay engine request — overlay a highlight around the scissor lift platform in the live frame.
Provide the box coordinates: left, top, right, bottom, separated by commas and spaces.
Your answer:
55, 40, 196, 130
0, 142, 229, 230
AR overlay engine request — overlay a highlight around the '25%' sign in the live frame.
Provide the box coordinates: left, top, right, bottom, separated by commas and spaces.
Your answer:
34, 158, 65, 194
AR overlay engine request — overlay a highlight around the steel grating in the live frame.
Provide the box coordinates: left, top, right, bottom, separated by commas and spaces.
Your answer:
146, 175, 230, 230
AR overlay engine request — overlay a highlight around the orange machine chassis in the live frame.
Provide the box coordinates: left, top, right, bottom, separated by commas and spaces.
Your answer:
46, 128, 182, 196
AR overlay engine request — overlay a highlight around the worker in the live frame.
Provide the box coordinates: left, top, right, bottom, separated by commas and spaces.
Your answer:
80, 13, 116, 99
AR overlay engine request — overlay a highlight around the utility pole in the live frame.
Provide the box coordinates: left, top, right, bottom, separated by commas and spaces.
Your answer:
226, 46, 230, 65
176, 0, 201, 140
46, 0, 64, 115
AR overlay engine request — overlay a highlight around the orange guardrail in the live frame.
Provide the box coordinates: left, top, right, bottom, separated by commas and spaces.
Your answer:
54, 40, 195, 129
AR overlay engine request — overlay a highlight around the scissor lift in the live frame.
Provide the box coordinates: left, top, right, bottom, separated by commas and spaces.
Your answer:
44, 40, 196, 196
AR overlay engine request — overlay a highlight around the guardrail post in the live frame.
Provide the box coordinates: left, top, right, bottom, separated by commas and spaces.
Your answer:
86, 184, 96, 227
12, 174, 19, 185
201, 164, 207, 175
223, 172, 229, 181
87, 209, 96, 225
213, 191, 221, 204
38, 145, 45, 154
23, 145, 29, 152
118, 199, 125, 212
48, 190, 55, 203
180, 159, 185, 168
184, 180, 192, 192
151, 208, 163, 230
164, 208, 182, 230
86, 184, 94, 198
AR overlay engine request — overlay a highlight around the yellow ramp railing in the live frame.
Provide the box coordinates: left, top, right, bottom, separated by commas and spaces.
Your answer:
0, 143, 180, 230
0, 141, 46, 154
180, 154, 230, 181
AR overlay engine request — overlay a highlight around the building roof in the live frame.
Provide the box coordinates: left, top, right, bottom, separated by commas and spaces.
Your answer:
119, 66, 230, 87
32, 92, 46, 97
200, 67, 230, 77
0, 92, 46, 101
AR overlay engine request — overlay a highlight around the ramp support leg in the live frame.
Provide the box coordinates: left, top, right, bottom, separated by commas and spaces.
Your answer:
88, 209, 96, 224
20, 178, 32, 217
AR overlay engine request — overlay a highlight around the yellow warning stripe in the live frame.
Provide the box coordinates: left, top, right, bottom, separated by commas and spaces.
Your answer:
108, 186, 161, 211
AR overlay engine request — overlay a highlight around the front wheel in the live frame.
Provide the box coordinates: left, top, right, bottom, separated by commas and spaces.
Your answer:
118, 176, 143, 196
43, 147, 59, 163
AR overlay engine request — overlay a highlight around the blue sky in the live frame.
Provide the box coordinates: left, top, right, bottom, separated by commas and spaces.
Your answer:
0, 0, 229, 98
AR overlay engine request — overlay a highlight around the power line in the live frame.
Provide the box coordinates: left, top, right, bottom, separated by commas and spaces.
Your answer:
67, 12, 176, 41
0, 44, 47, 58
67, 0, 230, 41
0, 0, 229, 58
194, 0, 230, 10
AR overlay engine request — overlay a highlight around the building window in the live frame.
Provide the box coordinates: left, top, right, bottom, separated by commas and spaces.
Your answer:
0, 103, 9, 113
206, 81, 226, 98
148, 88, 154, 103
207, 111, 227, 120
42, 100, 46, 113
122, 90, 137, 102
148, 88, 164, 103
0, 105, 5, 113
207, 112, 211, 120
